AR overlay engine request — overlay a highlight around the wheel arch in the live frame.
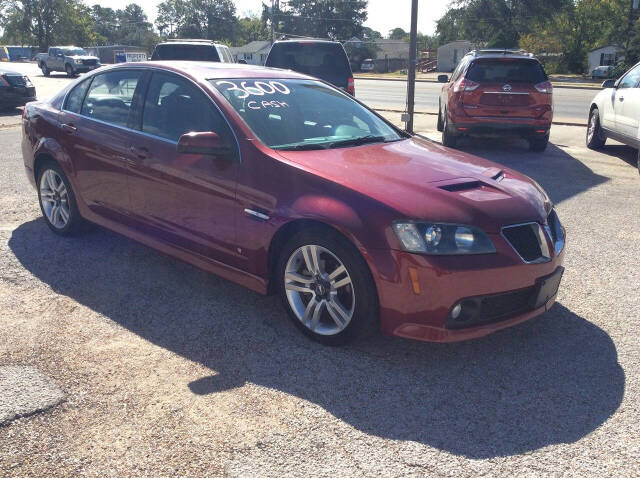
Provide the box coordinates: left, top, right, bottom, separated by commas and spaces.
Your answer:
266, 218, 379, 299
33, 152, 58, 183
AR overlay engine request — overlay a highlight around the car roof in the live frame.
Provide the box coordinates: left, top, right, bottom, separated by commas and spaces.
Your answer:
465, 50, 539, 61
156, 40, 225, 47
273, 39, 341, 45
110, 61, 312, 81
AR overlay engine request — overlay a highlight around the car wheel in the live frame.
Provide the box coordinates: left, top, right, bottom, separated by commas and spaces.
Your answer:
528, 135, 549, 152
41, 63, 49, 77
276, 227, 378, 345
441, 109, 457, 148
65, 64, 75, 77
437, 104, 444, 132
586, 108, 606, 149
37, 161, 84, 235
637, 149, 640, 175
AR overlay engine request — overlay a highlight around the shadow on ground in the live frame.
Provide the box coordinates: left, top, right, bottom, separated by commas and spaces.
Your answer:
448, 137, 610, 205
9, 219, 625, 459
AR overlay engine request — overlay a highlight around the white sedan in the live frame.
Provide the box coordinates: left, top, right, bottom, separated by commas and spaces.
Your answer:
587, 62, 640, 173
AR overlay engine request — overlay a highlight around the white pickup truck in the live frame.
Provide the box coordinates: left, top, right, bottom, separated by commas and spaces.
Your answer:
35, 46, 101, 77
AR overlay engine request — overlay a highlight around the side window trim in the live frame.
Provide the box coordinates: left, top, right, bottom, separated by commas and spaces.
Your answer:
128, 70, 152, 131
63, 76, 94, 113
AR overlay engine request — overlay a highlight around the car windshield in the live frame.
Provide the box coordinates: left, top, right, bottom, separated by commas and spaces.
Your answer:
63, 49, 87, 56
211, 78, 403, 150
153, 44, 220, 61
466, 59, 547, 84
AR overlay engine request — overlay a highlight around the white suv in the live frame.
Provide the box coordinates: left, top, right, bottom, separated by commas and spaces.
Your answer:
587, 62, 640, 173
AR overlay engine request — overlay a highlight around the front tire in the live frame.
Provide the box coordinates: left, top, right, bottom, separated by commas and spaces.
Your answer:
37, 161, 84, 235
437, 104, 444, 132
40, 63, 49, 77
276, 227, 378, 345
65, 64, 75, 77
586, 108, 606, 149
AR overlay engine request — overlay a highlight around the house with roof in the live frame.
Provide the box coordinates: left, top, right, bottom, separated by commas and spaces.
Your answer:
588, 45, 622, 75
437, 41, 474, 71
230, 40, 272, 65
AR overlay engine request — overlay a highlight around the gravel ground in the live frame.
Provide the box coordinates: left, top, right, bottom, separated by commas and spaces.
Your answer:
0, 123, 639, 476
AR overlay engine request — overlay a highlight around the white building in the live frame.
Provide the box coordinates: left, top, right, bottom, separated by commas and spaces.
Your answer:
588, 45, 622, 74
230, 40, 272, 65
437, 40, 473, 72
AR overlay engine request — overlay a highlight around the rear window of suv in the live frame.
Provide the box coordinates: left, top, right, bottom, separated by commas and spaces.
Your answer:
151, 44, 221, 62
466, 59, 547, 84
265, 42, 352, 78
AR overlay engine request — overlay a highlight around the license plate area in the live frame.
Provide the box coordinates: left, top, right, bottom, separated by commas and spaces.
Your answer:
530, 267, 564, 309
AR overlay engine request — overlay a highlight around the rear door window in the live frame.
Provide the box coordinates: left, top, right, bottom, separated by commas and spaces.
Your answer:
266, 43, 352, 84
466, 59, 547, 84
80, 70, 142, 127
64, 78, 92, 113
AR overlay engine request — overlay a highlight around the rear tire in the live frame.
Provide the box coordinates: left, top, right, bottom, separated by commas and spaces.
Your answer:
37, 160, 84, 235
528, 135, 549, 152
441, 109, 457, 148
276, 226, 378, 345
586, 108, 606, 149
437, 104, 444, 132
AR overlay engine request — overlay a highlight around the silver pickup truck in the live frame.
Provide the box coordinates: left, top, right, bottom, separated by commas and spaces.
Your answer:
35, 46, 101, 77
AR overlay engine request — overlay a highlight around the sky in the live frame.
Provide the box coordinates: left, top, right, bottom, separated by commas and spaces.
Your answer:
88, 0, 449, 37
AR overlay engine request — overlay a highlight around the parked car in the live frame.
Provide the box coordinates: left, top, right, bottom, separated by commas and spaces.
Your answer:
21, 61, 565, 345
437, 50, 553, 151
587, 62, 640, 173
265, 40, 355, 95
0, 65, 36, 110
35, 46, 101, 77
591, 65, 613, 80
360, 59, 375, 72
150, 39, 234, 63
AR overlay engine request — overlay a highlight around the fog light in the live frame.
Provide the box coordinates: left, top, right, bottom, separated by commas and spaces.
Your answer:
451, 303, 462, 319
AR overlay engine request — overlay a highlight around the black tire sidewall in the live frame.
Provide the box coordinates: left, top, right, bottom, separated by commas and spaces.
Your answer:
37, 161, 82, 235
276, 228, 379, 345
587, 108, 605, 149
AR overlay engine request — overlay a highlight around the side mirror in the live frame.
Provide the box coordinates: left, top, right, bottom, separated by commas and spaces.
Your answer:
238, 59, 247, 64
601, 79, 616, 89
177, 131, 233, 157
437, 74, 449, 83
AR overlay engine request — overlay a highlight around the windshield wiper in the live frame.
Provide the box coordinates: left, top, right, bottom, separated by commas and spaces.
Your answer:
327, 135, 387, 149
275, 143, 329, 151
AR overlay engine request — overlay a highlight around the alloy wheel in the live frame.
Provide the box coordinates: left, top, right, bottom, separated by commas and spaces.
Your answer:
39, 169, 70, 229
284, 245, 355, 336
587, 113, 596, 143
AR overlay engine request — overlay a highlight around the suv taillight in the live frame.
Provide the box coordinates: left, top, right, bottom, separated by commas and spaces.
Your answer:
347, 77, 355, 96
534, 81, 552, 94
453, 78, 479, 92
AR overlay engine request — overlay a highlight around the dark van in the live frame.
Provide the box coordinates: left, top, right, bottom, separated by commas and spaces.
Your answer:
265, 40, 355, 95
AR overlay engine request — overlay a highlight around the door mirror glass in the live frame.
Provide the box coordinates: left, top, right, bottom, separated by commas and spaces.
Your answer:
601, 79, 616, 89
437, 74, 449, 83
177, 131, 232, 157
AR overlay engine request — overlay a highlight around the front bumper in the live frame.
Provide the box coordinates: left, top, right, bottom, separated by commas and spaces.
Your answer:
73, 64, 100, 72
367, 231, 565, 343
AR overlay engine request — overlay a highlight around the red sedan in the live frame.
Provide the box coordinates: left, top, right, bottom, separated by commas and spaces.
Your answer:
21, 62, 565, 345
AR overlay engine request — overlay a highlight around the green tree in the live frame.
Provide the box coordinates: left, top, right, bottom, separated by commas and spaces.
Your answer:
388, 27, 407, 40
156, 0, 237, 43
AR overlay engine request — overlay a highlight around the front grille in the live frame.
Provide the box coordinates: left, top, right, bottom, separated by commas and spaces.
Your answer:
82, 59, 97, 66
502, 222, 549, 263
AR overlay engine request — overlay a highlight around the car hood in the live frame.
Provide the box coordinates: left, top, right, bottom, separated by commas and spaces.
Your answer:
275, 137, 552, 232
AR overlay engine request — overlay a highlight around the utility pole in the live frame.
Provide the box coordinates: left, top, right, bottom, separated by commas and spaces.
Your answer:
405, 0, 419, 133
625, 0, 639, 57
270, 0, 275, 45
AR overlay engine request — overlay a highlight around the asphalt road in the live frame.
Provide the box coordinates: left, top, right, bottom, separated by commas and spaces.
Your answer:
1, 121, 639, 476
2, 63, 596, 126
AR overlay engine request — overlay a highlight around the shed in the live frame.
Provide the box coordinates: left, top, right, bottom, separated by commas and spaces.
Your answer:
588, 45, 622, 74
437, 41, 473, 72
85, 45, 148, 64
230, 40, 272, 65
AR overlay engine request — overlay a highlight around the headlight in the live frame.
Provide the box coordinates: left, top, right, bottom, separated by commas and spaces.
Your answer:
74, 59, 82, 64
392, 222, 496, 255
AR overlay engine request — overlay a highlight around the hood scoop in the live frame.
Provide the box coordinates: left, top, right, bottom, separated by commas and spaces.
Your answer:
436, 177, 512, 202
438, 180, 482, 192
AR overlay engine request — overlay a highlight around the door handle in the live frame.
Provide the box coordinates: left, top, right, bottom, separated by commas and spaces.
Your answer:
129, 146, 151, 159
61, 123, 77, 134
